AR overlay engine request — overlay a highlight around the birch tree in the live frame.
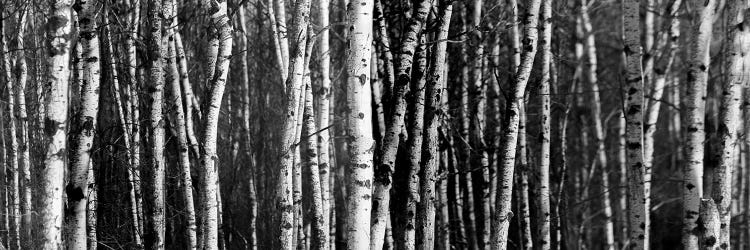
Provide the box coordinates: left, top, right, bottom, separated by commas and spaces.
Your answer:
683, 0, 718, 248
537, 0, 552, 247
490, 0, 542, 248
143, 0, 166, 247
371, 1, 432, 247
41, 0, 72, 247
345, 0, 374, 248
713, 1, 750, 248
0, 9, 20, 250
66, 0, 102, 248
622, 0, 649, 247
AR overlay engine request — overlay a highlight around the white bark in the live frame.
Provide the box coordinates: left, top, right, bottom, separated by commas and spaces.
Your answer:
490, 0, 542, 248
537, 0, 552, 248
345, 0, 374, 248
698, 199, 720, 249
200, 1, 233, 249
1, 10, 20, 250
683, 0, 718, 248
12, 9, 31, 245
66, 0, 102, 248
41, 0, 72, 247
713, 1, 749, 248
316, 0, 333, 248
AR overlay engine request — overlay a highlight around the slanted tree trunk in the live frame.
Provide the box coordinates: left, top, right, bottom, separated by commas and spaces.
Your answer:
344, 0, 375, 249
199, 1, 233, 249
41, 0, 73, 247
683, 0, 718, 248
143, 0, 166, 247
66, 0, 102, 248
537, 0, 552, 248
713, 1, 749, 248
163, 0, 197, 247
123, 0, 143, 244
416, 2, 453, 249
276, 0, 312, 248
370, 0, 432, 247
580, 1, 615, 248
490, 0, 542, 248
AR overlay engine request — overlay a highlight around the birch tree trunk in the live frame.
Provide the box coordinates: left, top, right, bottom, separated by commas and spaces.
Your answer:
66, 0, 102, 248
0, 11, 20, 250
416, 2, 453, 249
277, 0, 312, 248
371, 1, 432, 247
580, 1, 615, 248
144, 0, 166, 247
316, 0, 333, 248
41, 0, 72, 247
713, 1, 749, 248
490, 0, 542, 248
164, 1, 197, 247
237, 5, 258, 250
537, 0, 552, 248
303, 76, 328, 250
698, 199, 720, 249
198, 1, 233, 249
12, 9, 31, 246
345, 0, 374, 248
517, 103, 533, 250
123, 0, 143, 244
683, 0, 718, 248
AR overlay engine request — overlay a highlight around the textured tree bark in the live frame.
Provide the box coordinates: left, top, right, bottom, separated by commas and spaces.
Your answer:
683, 0, 718, 248
713, 1, 749, 248
370, 0, 432, 247
373, 0, 394, 107
622, 0, 651, 247
276, 0, 312, 248
143, 0, 166, 248
164, 1, 197, 247
199, 1, 233, 249
416, 2, 452, 249
41, 0, 72, 247
344, 0, 375, 249
537, 0, 552, 248
0, 8, 20, 250
579, 1, 614, 248
490, 0, 542, 248
11, 9, 31, 246
86, 162, 97, 250
302, 75, 328, 250
316, 0, 333, 248
698, 199, 720, 249
123, 0, 143, 244
66, 0, 102, 248
517, 104, 533, 250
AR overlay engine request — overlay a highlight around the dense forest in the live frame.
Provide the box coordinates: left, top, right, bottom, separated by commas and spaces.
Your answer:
0, 0, 748, 249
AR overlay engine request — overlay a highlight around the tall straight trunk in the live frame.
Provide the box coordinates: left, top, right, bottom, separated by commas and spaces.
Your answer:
622, 0, 650, 247
459, 10, 478, 247
237, 5, 258, 250
12, 9, 31, 246
490, 0, 542, 248
277, 0, 312, 248
66, 0, 102, 248
267, 0, 286, 83
123, 0, 143, 244
199, 1, 233, 249
344, 1, 375, 249
370, 1, 432, 247
537, 0, 552, 248
417, 2, 453, 249
580, 1, 615, 248
0, 90, 6, 246
303, 76, 327, 250
682, 0, 718, 248
0, 9, 20, 250
41, 0, 72, 247
713, 1, 749, 248
316, 0, 333, 248
466, 1, 491, 247
144, 0, 166, 247
163, 1, 197, 248
517, 103, 532, 250
274, 0, 290, 76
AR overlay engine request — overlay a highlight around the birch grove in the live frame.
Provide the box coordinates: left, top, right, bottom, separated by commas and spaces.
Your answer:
0, 0, 748, 249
